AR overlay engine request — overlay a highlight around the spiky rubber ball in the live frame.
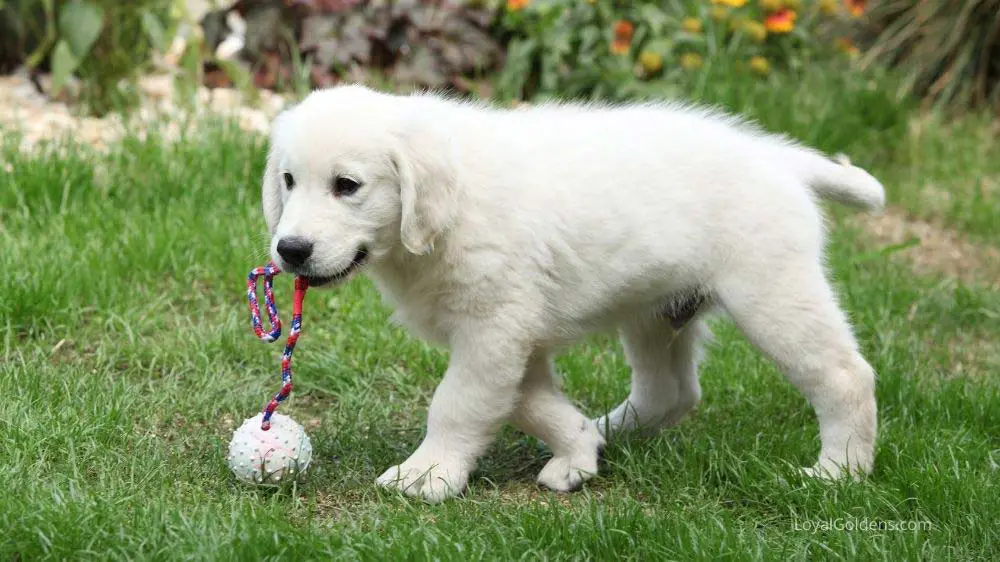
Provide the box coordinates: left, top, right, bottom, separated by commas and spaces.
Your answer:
227, 413, 312, 485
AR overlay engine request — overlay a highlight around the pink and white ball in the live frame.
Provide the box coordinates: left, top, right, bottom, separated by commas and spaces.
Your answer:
227, 413, 313, 485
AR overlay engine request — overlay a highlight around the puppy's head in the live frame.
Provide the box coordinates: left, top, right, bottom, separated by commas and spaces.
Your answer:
262, 85, 457, 287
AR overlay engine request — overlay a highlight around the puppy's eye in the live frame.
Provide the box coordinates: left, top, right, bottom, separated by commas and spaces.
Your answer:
333, 176, 362, 197
283, 172, 295, 190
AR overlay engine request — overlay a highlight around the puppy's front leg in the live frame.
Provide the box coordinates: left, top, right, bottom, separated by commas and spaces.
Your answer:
377, 329, 527, 503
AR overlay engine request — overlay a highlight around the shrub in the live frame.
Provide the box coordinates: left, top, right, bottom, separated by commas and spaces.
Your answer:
848, 0, 1000, 112
495, 0, 859, 101
198, 0, 503, 98
0, 0, 172, 115
73, 0, 173, 115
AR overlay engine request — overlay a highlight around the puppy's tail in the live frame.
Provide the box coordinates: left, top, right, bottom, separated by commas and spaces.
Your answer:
794, 151, 886, 213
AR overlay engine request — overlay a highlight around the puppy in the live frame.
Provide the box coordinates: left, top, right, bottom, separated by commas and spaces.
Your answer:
262, 85, 883, 503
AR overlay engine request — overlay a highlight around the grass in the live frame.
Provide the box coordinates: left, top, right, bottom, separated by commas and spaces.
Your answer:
882, 113, 1000, 242
1, 75, 999, 560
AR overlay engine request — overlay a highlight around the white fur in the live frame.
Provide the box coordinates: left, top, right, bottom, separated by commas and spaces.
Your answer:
263, 85, 883, 503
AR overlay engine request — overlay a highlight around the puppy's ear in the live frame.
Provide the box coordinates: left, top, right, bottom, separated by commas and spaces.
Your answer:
392, 120, 459, 255
262, 111, 290, 234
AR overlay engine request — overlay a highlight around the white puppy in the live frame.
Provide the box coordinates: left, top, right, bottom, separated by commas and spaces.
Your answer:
262, 85, 883, 503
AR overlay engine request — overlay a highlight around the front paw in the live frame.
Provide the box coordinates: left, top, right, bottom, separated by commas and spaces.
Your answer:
537, 452, 599, 492
801, 455, 870, 483
376, 454, 471, 504
537, 423, 604, 492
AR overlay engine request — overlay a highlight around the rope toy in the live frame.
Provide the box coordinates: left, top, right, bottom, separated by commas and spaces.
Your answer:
246, 262, 309, 431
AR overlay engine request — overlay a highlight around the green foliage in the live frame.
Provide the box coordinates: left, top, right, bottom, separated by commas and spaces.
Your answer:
67, 0, 173, 115
2, 0, 172, 115
51, 0, 103, 95
495, 0, 852, 101
852, 0, 1000, 111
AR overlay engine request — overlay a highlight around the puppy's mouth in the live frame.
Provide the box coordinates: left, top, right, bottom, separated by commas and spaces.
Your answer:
302, 247, 369, 287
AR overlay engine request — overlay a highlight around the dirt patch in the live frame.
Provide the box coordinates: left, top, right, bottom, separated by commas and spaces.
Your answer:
944, 334, 1000, 379
0, 70, 285, 152
493, 482, 579, 507
856, 208, 1000, 290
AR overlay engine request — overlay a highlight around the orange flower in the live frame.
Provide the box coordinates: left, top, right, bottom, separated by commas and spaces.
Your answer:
844, 0, 866, 17
764, 8, 796, 33
611, 20, 633, 55
613, 20, 634, 39
506, 0, 528, 11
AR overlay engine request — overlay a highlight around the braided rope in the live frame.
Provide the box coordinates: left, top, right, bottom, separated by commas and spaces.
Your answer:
247, 262, 282, 342
247, 262, 309, 431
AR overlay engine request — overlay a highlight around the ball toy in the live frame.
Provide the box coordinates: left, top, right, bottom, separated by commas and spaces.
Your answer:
227, 412, 313, 485
230, 262, 313, 486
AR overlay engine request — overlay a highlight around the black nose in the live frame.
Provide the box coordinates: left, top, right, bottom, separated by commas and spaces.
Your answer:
276, 237, 314, 267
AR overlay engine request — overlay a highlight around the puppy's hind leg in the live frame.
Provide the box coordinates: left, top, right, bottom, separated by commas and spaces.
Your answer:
716, 262, 877, 480
512, 351, 605, 492
593, 313, 708, 440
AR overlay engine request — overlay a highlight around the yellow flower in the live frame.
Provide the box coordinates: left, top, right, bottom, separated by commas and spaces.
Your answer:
749, 56, 771, 76
710, 6, 729, 21
764, 8, 796, 33
712, 0, 747, 6
682, 17, 703, 33
759, 0, 783, 11
783, 0, 802, 9
743, 21, 767, 43
506, 0, 529, 11
680, 53, 704, 70
639, 51, 663, 73
819, 0, 838, 14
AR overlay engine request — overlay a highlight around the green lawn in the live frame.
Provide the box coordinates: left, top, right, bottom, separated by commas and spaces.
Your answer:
2, 86, 999, 559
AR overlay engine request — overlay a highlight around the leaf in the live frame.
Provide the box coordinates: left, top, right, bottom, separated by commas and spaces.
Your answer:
50, 39, 79, 95
496, 37, 536, 99
639, 4, 670, 35
643, 38, 675, 57
578, 26, 601, 53
853, 237, 921, 264
141, 10, 167, 52
58, 0, 104, 58
289, 0, 363, 13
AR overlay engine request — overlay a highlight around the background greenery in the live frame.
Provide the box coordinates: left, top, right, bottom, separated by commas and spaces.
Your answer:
1, 0, 999, 560
2, 0, 999, 112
